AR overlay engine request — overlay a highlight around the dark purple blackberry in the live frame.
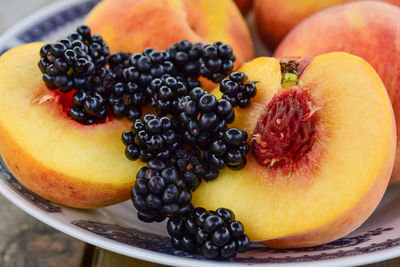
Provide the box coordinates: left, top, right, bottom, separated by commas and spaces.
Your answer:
121, 114, 182, 162
38, 25, 109, 93
199, 42, 235, 83
107, 52, 131, 82
204, 128, 249, 171
170, 148, 206, 191
177, 88, 235, 150
167, 207, 250, 259
131, 160, 192, 223
129, 49, 176, 88
69, 90, 107, 125
91, 66, 115, 96
167, 40, 203, 78
149, 74, 188, 115
107, 49, 176, 120
38, 41, 94, 92
107, 81, 145, 121
220, 72, 257, 108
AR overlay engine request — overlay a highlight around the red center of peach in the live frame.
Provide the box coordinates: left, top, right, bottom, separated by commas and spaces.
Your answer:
252, 87, 316, 168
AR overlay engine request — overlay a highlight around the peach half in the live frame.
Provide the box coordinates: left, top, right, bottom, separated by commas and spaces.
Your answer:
85, 0, 254, 71
274, 1, 400, 183
192, 52, 396, 247
0, 43, 143, 209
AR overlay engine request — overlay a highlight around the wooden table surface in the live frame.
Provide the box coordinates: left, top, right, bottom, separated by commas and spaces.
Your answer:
0, 1, 399, 266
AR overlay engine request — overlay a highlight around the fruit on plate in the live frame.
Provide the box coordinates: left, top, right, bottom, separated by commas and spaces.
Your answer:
85, 0, 254, 72
0, 42, 143, 208
234, 0, 253, 14
192, 52, 396, 248
254, 0, 400, 50
274, 1, 400, 183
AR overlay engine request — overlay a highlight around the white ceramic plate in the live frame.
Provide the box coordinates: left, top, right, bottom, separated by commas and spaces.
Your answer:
1, 0, 400, 266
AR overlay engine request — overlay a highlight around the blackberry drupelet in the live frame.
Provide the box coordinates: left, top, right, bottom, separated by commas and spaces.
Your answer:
131, 160, 192, 223
167, 207, 250, 259
121, 114, 182, 162
38, 25, 109, 93
177, 87, 235, 150
220, 71, 257, 108
204, 127, 249, 171
199, 42, 235, 83
149, 74, 188, 115
170, 148, 206, 191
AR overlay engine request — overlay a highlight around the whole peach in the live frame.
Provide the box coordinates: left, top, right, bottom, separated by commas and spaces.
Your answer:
255, 0, 400, 50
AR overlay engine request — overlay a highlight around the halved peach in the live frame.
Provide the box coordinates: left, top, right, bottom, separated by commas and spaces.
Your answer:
274, 1, 400, 183
192, 52, 396, 247
0, 43, 143, 208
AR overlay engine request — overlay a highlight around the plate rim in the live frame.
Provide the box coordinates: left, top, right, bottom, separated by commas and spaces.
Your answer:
0, 0, 399, 266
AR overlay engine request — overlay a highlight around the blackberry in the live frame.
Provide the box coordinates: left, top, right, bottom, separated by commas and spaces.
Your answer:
107, 52, 132, 82
130, 49, 176, 88
167, 40, 203, 78
91, 66, 115, 95
204, 128, 249, 171
220, 72, 257, 108
170, 148, 206, 191
38, 25, 109, 92
122, 114, 182, 162
177, 88, 235, 150
199, 42, 235, 83
69, 90, 107, 124
149, 74, 188, 115
167, 207, 250, 259
108, 49, 176, 120
131, 160, 192, 223
176, 75, 202, 91
108, 81, 145, 121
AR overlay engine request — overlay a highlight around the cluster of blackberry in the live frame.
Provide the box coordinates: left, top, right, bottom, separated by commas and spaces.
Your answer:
204, 128, 250, 171
131, 159, 192, 223
177, 88, 234, 149
39, 25, 110, 124
39, 25, 257, 260
121, 114, 181, 162
199, 42, 236, 83
167, 207, 249, 259
39, 26, 238, 125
